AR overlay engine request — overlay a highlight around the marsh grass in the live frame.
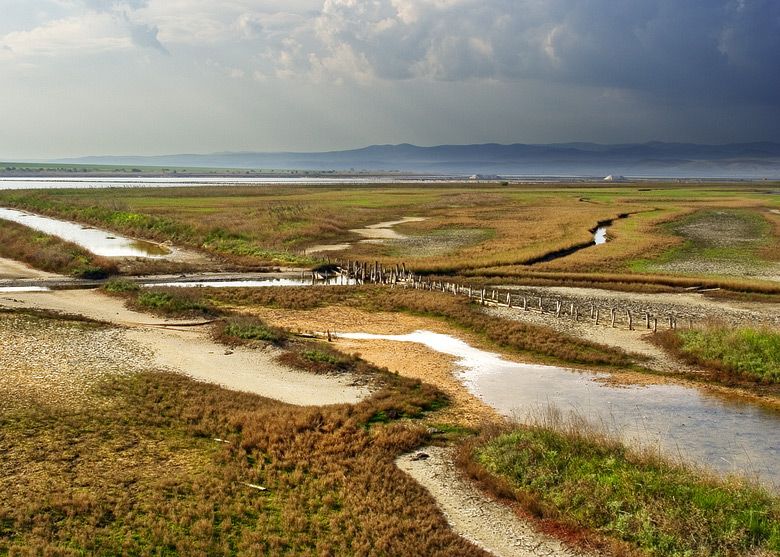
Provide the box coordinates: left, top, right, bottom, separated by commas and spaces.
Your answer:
458, 410, 780, 557
0, 356, 482, 555
656, 325, 780, 383
148, 285, 637, 369
214, 314, 288, 346
129, 287, 222, 318
9, 183, 774, 276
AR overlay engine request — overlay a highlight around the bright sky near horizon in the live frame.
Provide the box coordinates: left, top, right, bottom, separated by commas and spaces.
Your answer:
1, 0, 779, 159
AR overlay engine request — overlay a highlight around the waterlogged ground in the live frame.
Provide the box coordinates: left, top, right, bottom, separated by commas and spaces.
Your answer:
644, 209, 780, 280
339, 329, 780, 489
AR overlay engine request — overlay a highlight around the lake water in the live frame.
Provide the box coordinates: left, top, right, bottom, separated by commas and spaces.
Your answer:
338, 330, 780, 489
0, 208, 170, 258
0, 176, 450, 190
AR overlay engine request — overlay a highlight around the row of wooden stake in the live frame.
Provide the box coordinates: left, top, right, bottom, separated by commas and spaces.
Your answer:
328, 261, 693, 331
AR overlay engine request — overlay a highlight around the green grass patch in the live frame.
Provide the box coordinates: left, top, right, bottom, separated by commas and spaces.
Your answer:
659, 326, 780, 383
216, 315, 287, 345
103, 278, 141, 293
467, 420, 780, 556
135, 288, 219, 318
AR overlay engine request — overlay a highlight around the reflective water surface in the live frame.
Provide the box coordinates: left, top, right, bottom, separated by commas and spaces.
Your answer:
593, 225, 608, 244
339, 330, 780, 489
0, 286, 51, 293
146, 277, 357, 288
0, 208, 170, 258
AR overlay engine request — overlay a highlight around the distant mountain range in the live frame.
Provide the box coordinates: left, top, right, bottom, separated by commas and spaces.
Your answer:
59, 142, 780, 178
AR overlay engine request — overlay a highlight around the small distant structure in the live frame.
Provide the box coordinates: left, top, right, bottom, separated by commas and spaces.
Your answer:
603, 174, 627, 182
469, 174, 501, 180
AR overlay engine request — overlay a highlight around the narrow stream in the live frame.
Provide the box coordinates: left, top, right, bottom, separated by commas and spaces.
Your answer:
0, 286, 51, 293
593, 225, 608, 245
0, 208, 170, 258
338, 330, 780, 489
145, 276, 357, 288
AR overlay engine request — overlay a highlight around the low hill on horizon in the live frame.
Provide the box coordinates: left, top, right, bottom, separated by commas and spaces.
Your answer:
57, 141, 780, 179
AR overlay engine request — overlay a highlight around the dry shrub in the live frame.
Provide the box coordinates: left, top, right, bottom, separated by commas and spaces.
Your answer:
1, 367, 482, 555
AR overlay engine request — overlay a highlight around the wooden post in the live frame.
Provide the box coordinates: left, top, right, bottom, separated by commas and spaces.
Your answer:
645, 312, 650, 329
668, 315, 674, 329
539, 297, 544, 313
555, 300, 562, 318
574, 307, 579, 321
688, 317, 693, 329
507, 293, 512, 308
610, 308, 616, 328
570, 303, 575, 318
627, 310, 633, 331
523, 296, 528, 311
653, 317, 658, 333
595, 308, 600, 325
481, 289, 485, 305
590, 303, 595, 319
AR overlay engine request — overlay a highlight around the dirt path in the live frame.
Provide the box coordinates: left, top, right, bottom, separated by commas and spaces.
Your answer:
397, 447, 595, 557
0, 290, 368, 406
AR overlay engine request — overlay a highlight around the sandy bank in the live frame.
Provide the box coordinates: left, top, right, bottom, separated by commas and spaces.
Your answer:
0, 289, 368, 406
397, 446, 593, 557
248, 305, 501, 426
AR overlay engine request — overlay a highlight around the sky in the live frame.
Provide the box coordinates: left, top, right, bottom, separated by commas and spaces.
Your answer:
1, 0, 779, 159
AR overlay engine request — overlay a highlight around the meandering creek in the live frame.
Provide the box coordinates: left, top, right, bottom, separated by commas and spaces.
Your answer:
339, 330, 780, 489
0, 208, 170, 258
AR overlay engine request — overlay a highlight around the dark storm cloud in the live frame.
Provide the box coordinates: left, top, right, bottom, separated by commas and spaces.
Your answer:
301, 0, 780, 106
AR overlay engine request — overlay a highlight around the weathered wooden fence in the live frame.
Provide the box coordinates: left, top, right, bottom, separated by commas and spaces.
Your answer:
319, 260, 697, 332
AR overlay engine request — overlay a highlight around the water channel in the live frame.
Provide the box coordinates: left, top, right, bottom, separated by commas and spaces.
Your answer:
0, 208, 170, 258
338, 330, 780, 490
593, 225, 608, 245
145, 276, 357, 288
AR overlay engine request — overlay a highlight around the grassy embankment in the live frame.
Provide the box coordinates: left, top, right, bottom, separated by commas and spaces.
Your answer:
461, 415, 780, 556
656, 325, 780, 384
0, 220, 117, 278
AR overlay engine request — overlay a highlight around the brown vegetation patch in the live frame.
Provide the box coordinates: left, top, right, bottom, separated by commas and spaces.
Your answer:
0, 310, 487, 555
